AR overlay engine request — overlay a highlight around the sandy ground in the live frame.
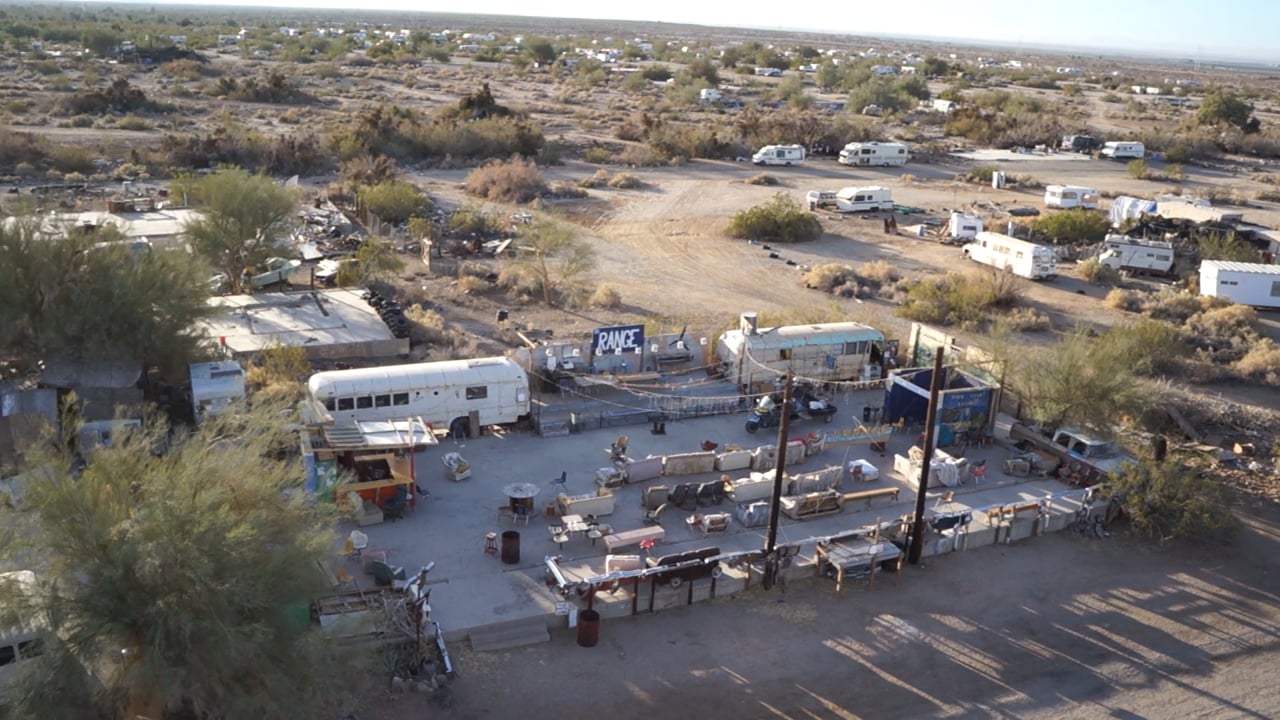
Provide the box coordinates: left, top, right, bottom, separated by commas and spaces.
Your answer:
368, 502, 1280, 720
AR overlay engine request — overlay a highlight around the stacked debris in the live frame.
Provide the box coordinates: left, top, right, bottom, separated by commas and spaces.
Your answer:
363, 290, 411, 340
293, 200, 363, 260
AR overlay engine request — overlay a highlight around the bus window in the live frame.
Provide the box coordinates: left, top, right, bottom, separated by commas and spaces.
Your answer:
374, 395, 391, 407
779, 349, 791, 360
356, 396, 372, 409
392, 393, 410, 406
337, 398, 354, 411
465, 386, 488, 400
323, 399, 336, 411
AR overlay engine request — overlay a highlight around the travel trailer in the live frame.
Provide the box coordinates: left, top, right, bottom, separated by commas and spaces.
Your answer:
837, 141, 910, 167
962, 231, 1058, 280
1044, 185, 1099, 210
1100, 141, 1144, 160
1097, 235, 1175, 276
1199, 261, 1280, 309
717, 313, 888, 391
1060, 134, 1100, 153
752, 144, 806, 166
947, 212, 984, 242
834, 186, 894, 213
307, 356, 530, 437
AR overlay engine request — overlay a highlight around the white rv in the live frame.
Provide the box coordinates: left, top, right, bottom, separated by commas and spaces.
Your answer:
1098, 234, 1175, 276
752, 144, 806, 166
1199, 261, 1280, 309
1044, 185, 1099, 210
307, 356, 530, 437
833, 186, 894, 213
1100, 141, 1144, 160
947, 212, 984, 242
717, 313, 887, 390
962, 231, 1058, 280
837, 141, 910, 167
190, 360, 247, 424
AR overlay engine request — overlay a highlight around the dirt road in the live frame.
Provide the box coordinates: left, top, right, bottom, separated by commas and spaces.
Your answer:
395, 504, 1280, 720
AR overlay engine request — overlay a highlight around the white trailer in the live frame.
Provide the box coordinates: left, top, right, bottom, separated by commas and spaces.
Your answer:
834, 186, 894, 212
931, 99, 958, 113
1097, 234, 1175, 276
717, 313, 887, 391
752, 144, 806, 166
838, 141, 910, 167
190, 360, 247, 424
1199, 260, 1280, 309
947, 212, 983, 242
1100, 141, 1144, 159
1044, 185, 1099, 210
307, 356, 530, 437
962, 231, 1058, 280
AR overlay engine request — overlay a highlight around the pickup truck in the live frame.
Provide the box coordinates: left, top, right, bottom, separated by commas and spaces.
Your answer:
805, 190, 839, 211
248, 257, 302, 289
1010, 424, 1138, 486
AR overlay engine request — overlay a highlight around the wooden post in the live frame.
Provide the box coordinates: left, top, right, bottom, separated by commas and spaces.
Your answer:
908, 348, 946, 565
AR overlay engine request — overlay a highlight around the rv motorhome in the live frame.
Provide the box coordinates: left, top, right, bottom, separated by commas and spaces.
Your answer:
962, 231, 1058, 280
1044, 185, 1100, 210
833, 186, 894, 213
1100, 141, 1145, 160
837, 141, 910, 167
752, 144, 806, 166
1097, 234, 1175, 276
307, 356, 530, 437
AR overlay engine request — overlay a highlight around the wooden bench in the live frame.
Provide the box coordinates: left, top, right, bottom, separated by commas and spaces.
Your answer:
841, 487, 901, 509
603, 526, 665, 553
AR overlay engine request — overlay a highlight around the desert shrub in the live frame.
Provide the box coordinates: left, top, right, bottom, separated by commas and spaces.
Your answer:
1183, 303, 1259, 363
357, 179, 431, 223
1127, 159, 1149, 179
640, 65, 672, 82
496, 263, 543, 299
803, 263, 856, 293
1077, 257, 1121, 284
1144, 290, 1209, 323
974, 265, 1024, 308
726, 193, 822, 243
897, 273, 984, 326
1103, 318, 1187, 375
858, 260, 900, 286
341, 155, 399, 186
464, 156, 547, 203
1002, 307, 1051, 331
582, 146, 612, 164
1198, 232, 1260, 262
61, 77, 161, 116
329, 97, 543, 164
614, 144, 669, 167
116, 115, 152, 131
245, 343, 311, 388
1105, 288, 1143, 311
213, 72, 312, 104
607, 173, 642, 189
0, 129, 47, 168
1031, 209, 1110, 245
646, 121, 731, 161
447, 206, 505, 238
550, 181, 588, 198
1233, 339, 1280, 383
962, 164, 1000, 184
588, 283, 623, 309
404, 306, 463, 348
1162, 145, 1192, 164
579, 169, 609, 188
50, 145, 94, 174
1105, 460, 1240, 545
456, 275, 491, 294
746, 173, 779, 186
1256, 188, 1280, 203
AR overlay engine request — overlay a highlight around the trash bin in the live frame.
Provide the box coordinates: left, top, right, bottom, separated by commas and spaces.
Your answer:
862, 405, 872, 422
577, 609, 600, 648
501, 531, 520, 565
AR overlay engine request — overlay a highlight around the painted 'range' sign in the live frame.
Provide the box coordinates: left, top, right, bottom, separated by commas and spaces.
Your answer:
592, 324, 645, 355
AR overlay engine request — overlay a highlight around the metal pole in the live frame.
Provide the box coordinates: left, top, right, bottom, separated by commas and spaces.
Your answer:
908, 347, 946, 565
764, 373, 795, 558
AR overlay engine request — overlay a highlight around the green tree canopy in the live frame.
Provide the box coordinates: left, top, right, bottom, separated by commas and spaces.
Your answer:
1196, 89, 1260, 134
522, 36, 557, 65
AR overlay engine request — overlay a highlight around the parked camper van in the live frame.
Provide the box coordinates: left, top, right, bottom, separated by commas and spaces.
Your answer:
1098, 234, 1174, 276
1199, 260, 1280, 309
834, 186, 894, 213
307, 356, 530, 438
752, 144, 806, 166
837, 141, 910, 167
1100, 141, 1144, 160
962, 231, 1058, 280
1043, 185, 1099, 210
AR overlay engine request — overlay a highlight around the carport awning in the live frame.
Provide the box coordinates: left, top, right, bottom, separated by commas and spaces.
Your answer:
318, 418, 436, 450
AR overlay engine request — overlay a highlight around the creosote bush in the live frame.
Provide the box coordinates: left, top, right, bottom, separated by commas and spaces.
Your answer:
588, 283, 623, 309
727, 193, 822, 243
1104, 460, 1240, 545
464, 156, 548, 203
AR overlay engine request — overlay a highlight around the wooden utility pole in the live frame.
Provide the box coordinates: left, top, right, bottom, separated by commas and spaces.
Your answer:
763, 374, 795, 588
908, 348, 946, 565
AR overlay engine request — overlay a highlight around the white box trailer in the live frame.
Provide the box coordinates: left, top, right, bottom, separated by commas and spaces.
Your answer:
190, 360, 247, 424
838, 141, 910, 167
1044, 185, 1099, 210
1199, 260, 1280, 308
752, 144, 806, 166
307, 356, 530, 437
1100, 141, 1144, 159
1098, 234, 1175, 276
962, 231, 1058, 280
947, 212, 983, 241
834, 186, 894, 212
717, 313, 886, 390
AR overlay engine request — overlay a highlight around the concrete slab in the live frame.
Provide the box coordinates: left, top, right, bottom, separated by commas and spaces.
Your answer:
332, 403, 1082, 641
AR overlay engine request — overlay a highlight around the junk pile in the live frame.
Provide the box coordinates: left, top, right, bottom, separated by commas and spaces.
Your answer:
293, 200, 363, 260
362, 290, 411, 340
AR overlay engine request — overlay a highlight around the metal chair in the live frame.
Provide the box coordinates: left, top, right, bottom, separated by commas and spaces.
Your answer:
644, 503, 669, 525
512, 504, 531, 526
549, 471, 568, 491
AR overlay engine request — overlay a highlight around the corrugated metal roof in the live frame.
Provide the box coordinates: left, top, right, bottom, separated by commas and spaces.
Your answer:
1201, 260, 1280, 275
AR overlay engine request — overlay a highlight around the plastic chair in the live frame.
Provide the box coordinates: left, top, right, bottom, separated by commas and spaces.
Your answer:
341, 530, 369, 558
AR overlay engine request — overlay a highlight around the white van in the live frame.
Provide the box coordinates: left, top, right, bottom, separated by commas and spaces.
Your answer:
307, 356, 530, 438
834, 186, 894, 213
752, 144, 806, 166
1100, 141, 1144, 160
837, 141, 910, 167
1044, 185, 1099, 210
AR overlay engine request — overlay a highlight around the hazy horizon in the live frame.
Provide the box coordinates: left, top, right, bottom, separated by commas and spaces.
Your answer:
55, 0, 1280, 64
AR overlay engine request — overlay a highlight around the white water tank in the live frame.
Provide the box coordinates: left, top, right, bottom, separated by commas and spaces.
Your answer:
991, 171, 1006, 189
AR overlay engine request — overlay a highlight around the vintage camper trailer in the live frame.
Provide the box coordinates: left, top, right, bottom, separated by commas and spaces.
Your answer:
947, 212, 984, 242
752, 144, 806, 166
834, 186, 894, 212
307, 356, 530, 437
838, 141, 910, 167
962, 232, 1058, 280
716, 313, 888, 391
1100, 141, 1144, 159
1098, 234, 1175, 276
1043, 185, 1099, 210
1199, 260, 1280, 309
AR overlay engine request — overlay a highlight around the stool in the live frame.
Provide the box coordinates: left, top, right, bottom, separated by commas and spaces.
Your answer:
934, 491, 955, 509
484, 532, 498, 556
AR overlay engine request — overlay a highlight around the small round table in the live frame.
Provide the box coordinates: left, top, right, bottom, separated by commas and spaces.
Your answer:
503, 482, 541, 513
